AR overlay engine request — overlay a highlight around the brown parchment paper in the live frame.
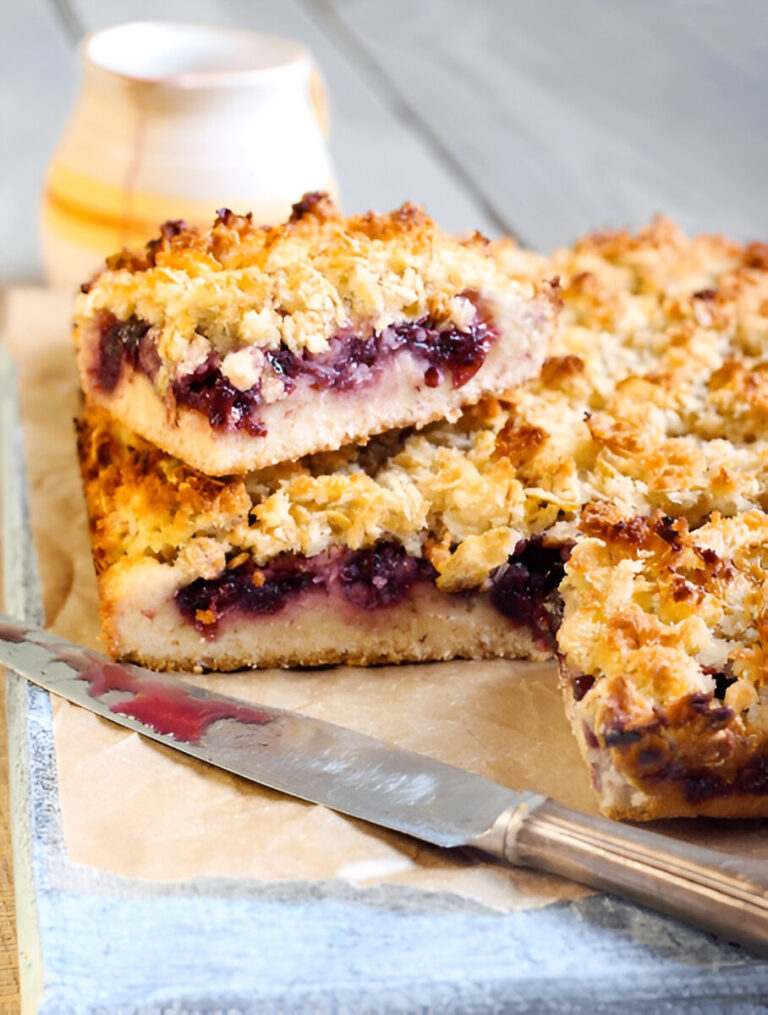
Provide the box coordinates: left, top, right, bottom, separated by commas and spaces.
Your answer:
5, 288, 767, 914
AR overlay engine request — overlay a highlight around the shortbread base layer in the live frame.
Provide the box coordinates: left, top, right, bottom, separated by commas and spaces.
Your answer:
99, 557, 549, 672
561, 667, 768, 820
76, 316, 543, 475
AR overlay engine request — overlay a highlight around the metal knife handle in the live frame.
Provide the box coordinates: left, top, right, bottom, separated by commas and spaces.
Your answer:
471, 797, 768, 956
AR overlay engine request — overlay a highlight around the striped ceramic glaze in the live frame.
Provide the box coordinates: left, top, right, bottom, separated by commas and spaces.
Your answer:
41, 21, 336, 288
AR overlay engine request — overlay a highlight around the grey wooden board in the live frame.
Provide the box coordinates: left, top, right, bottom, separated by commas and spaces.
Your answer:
2, 348, 50, 1014
325, 0, 768, 249
4, 0, 767, 282
0, 0, 76, 283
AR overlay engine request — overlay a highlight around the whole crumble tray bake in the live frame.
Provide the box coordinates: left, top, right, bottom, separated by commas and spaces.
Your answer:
75, 212, 768, 820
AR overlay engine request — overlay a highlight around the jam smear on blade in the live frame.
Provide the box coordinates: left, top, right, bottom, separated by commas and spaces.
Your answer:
78, 660, 272, 742
41, 637, 271, 742
0, 620, 26, 643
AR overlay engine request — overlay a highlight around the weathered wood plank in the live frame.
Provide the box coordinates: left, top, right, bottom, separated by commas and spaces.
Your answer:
6, 0, 766, 279
0, 679, 19, 1014
324, 0, 768, 249
70, 0, 500, 235
0, 0, 76, 282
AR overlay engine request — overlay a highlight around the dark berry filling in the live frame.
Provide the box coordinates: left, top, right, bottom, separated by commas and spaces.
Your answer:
488, 538, 572, 648
175, 557, 317, 637
269, 331, 380, 392
94, 300, 497, 434
385, 310, 496, 389
174, 535, 571, 648
647, 752, 768, 803
171, 355, 267, 437
572, 674, 596, 702
175, 542, 437, 638
338, 542, 437, 610
598, 683, 764, 804
95, 311, 159, 393
711, 669, 737, 701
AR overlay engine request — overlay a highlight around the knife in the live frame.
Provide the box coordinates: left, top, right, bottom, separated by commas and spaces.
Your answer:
1, 613, 767, 956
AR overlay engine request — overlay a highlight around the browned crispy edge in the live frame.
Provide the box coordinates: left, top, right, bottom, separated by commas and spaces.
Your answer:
561, 664, 768, 819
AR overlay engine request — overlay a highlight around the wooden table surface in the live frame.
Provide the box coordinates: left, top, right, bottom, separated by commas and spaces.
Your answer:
2, 1, 767, 1010
0, 681, 19, 1013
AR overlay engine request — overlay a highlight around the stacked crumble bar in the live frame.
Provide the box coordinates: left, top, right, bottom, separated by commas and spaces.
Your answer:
74, 194, 558, 667
75, 201, 768, 820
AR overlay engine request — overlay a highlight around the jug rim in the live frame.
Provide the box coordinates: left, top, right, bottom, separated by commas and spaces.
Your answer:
80, 21, 310, 88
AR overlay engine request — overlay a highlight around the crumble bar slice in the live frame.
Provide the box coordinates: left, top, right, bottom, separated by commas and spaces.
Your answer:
559, 503, 768, 820
73, 193, 557, 476
75, 403, 571, 672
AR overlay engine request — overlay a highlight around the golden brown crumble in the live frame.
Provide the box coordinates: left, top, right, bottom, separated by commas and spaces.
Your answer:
80, 216, 768, 597
74, 193, 548, 385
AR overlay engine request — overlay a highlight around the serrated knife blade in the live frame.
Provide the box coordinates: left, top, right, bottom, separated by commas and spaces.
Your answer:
2, 612, 768, 957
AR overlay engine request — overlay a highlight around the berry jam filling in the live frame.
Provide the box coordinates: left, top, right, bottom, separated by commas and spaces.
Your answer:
488, 538, 572, 648
175, 542, 438, 638
338, 542, 437, 610
175, 536, 570, 645
639, 749, 768, 803
387, 311, 496, 389
571, 674, 596, 702
95, 311, 160, 393
266, 332, 379, 392
171, 355, 267, 437
175, 557, 317, 637
94, 301, 497, 434
677, 755, 768, 801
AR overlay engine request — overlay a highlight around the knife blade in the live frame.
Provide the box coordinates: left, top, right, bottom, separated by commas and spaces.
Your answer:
1, 612, 767, 956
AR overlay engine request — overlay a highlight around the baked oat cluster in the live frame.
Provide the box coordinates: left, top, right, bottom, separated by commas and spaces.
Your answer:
75, 205, 768, 820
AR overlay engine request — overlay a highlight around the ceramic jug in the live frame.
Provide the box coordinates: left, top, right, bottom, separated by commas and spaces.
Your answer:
41, 21, 337, 288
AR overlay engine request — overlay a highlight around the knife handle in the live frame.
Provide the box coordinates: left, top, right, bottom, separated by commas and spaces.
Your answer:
472, 797, 768, 956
